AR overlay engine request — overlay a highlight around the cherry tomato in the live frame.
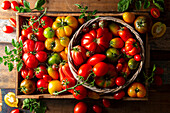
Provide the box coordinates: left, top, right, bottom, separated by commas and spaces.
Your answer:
118, 58, 125, 64
10, 109, 20, 113
28, 16, 39, 29
34, 27, 46, 41
93, 105, 102, 113
113, 90, 125, 100
19, 36, 27, 43
21, 27, 33, 37
155, 67, 164, 75
9, 18, 16, 27
134, 54, 141, 61
35, 51, 47, 63
78, 64, 92, 80
154, 75, 163, 86
74, 102, 87, 113
21, 68, 34, 79
116, 63, 123, 72
1, 1, 11, 10
40, 16, 53, 28
2, 26, 13, 33
35, 65, 47, 79
93, 62, 108, 77
43, 75, 52, 82
115, 76, 126, 86
73, 85, 87, 100
102, 99, 110, 108
151, 8, 160, 18
52, 64, 59, 71
37, 79, 49, 93
11, 1, 19, 11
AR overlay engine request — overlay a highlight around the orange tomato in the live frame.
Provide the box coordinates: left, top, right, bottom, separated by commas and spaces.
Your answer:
122, 12, 135, 24
60, 51, 68, 61
78, 18, 85, 25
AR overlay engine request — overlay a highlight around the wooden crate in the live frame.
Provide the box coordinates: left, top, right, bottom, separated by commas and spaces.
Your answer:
16, 12, 150, 100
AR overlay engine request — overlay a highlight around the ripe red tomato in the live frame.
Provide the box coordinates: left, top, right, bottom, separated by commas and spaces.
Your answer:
155, 67, 164, 75
93, 105, 102, 113
21, 27, 33, 37
34, 27, 47, 41
102, 99, 110, 108
113, 90, 125, 100
151, 8, 160, 18
115, 76, 126, 86
118, 27, 133, 42
118, 58, 125, 64
74, 102, 87, 113
2, 26, 13, 33
40, 16, 53, 28
43, 75, 52, 82
28, 16, 39, 29
23, 39, 35, 52
73, 85, 87, 100
35, 41, 45, 52
78, 64, 92, 80
61, 77, 76, 92
52, 64, 59, 71
154, 75, 163, 86
21, 68, 34, 79
134, 54, 141, 61
120, 63, 131, 77
87, 54, 106, 66
35, 51, 47, 62
37, 79, 49, 93
10, 109, 20, 113
93, 62, 108, 77
22, 53, 38, 68
35, 65, 47, 79
1, 1, 11, 10
9, 18, 16, 27
11, 1, 19, 11
116, 63, 123, 72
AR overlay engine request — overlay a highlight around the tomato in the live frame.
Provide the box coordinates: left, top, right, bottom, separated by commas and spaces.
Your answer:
154, 75, 162, 86
125, 38, 141, 56
95, 64, 117, 88
47, 66, 59, 80
21, 68, 34, 79
151, 22, 166, 38
78, 64, 92, 80
134, 54, 141, 61
45, 37, 64, 52
37, 79, 48, 93
114, 90, 125, 100
48, 80, 62, 95
22, 53, 38, 68
52, 64, 59, 71
102, 99, 110, 108
128, 58, 139, 70
73, 85, 87, 100
43, 75, 52, 82
35, 65, 47, 79
116, 63, 123, 72
151, 8, 160, 18
2, 26, 13, 33
21, 27, 33, 37
48, 53, 61, 65
71, 45, 87, 66
19, 0, 24, 5
10, 109, 20, 113
34, 27, 47, 41
20, 79, 36, 94
118, 27, 133, 42
35, 41, 45, 51
11, 1, 19, 11
93, 105, 102, 113
61, 77, 76, 92
106, 48, 120, 63
81, 28, 112, 53
60, 51, 68, 61
35, 51, 47, 62
28, 16, 39, 29
87, 54, 106, 66
108, 22, 120, 36
60, 36, 70, 47
127, 82, 146, 98
9, 18, 16, 27
93, 62, 109, 77
1, 1, 11, 10
122, 12, 135, 24
110, 37, 124, 48
121, 47, 133, 59
40, 16, 53, 28
134, 16, 150, 34
98, 20, 108, 28
4, 92, 18, 107
52, 16, 78, 38
155, 67, 164, 75
118, 58, 125, 63
115, 76, 125, 86
120, 63, 131, 77
78, 18, 85, 25
74, 102, 87, 113
23, 39, 35, 52
19, 36, 27, 43
43, 27, 55, 38
65, 47, 68, 54
86, 51, 93, 58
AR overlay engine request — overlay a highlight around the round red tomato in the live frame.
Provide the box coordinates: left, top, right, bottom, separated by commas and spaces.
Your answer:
118, 27, 133, 42
40, 16, 53, 28
113, 90, 125, 100
2, 26, 13, 33
11, 1, 19, 11
21, 68, 34, 79
151, 8, 160, 18
74, 102, 87, 113
35, 41, 45, 52
22, 53, 38, 68
93, 62, 108, 77
134, 54, 141, 61
115, 76, 126, 86
37, 79, 48, 93
43, 75, 52, 82
73, 85, 87, 100
118, 58, 125, 64
102, 99, 110, 108
61, 77, 76, 92
10, 109, 20, 113
52, 64, 59, 71
1, 1, 11, 10
93, 105, 102, 113
34, 27, 47, 41
35, 65, 47, 79
21, 27, 33, 37
78, 64, 92, 80
87, 54, 106, 66
28, 16, 39, 29
23, 39, 35, 52
9, 18, 16, 27
35, 51, 47, 62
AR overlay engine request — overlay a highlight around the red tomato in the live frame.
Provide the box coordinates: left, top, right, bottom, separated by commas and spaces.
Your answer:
116, 63, 123, 72
40, 16, 53, 28
1, 1, 11, 10
118, 58, 125, 63
118, 27, 133, 42
155, 67, 164, 75
43, 75, 52, 82
35, 65, 47, 79
21, 68, 34, 79
2, 26, 13, 33
151, 8, 160, 18
23, 39, 35, 52
10, 109, 20, 113
28, 16, 39, 29
115, 76, 126, 86
34, 27, 47, 41
22, 53, 38, 68
35, 41, 45, 52
73, 85, 87, 100
154, 75, 162, 86
21, 27, 33, 37
71, 45, 87, 66
74, 102, 87, 113
37, 79, 48, 93
102, 99, 110, 108
93, 105, 102, 113
134, 54, 141, 61
9, 18, 16, 27
19, 35, 27, 43
93, 62, 108, 77
35, 51, 47, 62
113, 90, 125, 100
52, 64, 59, 71
81, 28, 112, 53
19, 0, 24, 5
78, 64, 92, 80
61, 77, 76, 93
86, 51, 93, 58
87, 54, 106, 66
120, 63, 131, 77
11, 1, 19, 11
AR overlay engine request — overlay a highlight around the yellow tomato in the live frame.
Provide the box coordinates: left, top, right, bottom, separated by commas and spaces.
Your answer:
48, 80, 62, 95
4, 92, 18, 107
123, 12, 135, 24
60, 51, 68, 61
56, 26, 72, 38
151, 22, 166, 38
60, 36, 70, 47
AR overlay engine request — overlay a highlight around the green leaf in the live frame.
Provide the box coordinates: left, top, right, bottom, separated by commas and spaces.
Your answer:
135, 0, 142, 10
84, 6, 88, 10
143, 0, 150, 9
36, 7, 44, 11
153, 0, 164, 11
17, 62, 23, 72
24, 0, 30, 9
79, 14, 85, 19
92, 10, 97, 15
16, 42, 20, 48
5, 46, 11, 55
8, 63, 14, 72
0, 57, 3, 64
4, 61, 7, 66
35, 0, 45, 9
12, 39, 16, 47
118, 0, 130, 12
20, 40, 23, 47
95, 16, 99, 18
15, 6, 21, 12
153, 64, 156, 72
24, 8, 32, 12
75, 4, 82, 9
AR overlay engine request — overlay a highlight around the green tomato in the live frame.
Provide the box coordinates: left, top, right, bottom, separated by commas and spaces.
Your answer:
43, 27, 55, 38
48, 53, 61, 65
106, 48, 120, 63
128, 58, 139, 70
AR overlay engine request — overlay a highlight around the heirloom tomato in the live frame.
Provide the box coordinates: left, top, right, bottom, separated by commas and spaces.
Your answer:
35, 41, 45, 51
106, 48, 120, 63
22, 53, 38, 68
118, 27, 133, 42
71, 45, 87, 66
74, 102, 87, 113
45, 37, 64, 52
21, 27, 33, 37
60, 51, 68, 61
48, 53, 61, 65
43, 75, 52, 82
114, 90, 125, 100
127, 82, 146, 98
35, 65, 47, 79
73, 85, 87, 100
115, 76, 126, 86
23, 39, 35, 52
10, 109, 20, 113
11, 1, 19, 11
121, 47, 133, 58
40, 16, 53, 28
9, 18, 16, 27
125, 38, 141, 56
103, 99, 110, 108
20, 79, 36, 95
34, 27, 47, 41
108, 22, 120, 36
93, 105, 102, 113
87, 54, 106, 66
21, 68, 34, 79
122, 12, 135, 24
78, 64, 92, 80
52, 16, 78, 38
4, 92, 18, 107
1, 1, 11, 10
43, 27, 55, 38
47, 66, 59, 80
95, 64, 118, 88
120, 63, 131, 77
2, 26, 13, 33
81, 28, 112, 53
35, 51, 47, 62
59, 36, 70, 47
28, 16, 39, 29
93, 62, 108, 77
48, 80, 62, 95
151, 22, 166, 38
110, 37, 124, 48
37, 79, 48, 93
128, 58, 139, 70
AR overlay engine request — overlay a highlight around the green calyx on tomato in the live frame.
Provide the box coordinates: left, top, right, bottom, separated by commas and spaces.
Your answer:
128, 58, 139, 70
48, 53, 61, 65
106, 48, 120, 63
43, 27, 55, 38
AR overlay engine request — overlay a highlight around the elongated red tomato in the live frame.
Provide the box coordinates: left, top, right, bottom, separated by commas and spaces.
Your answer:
21, 68, 34, 79
74, 102, 87, 113
78, 64, 92, 80
114, 90, 125, 100
2, 26, 13, 33
9, 18, 16, 27
93, 105, 102, 113
102, 99, 111, 108
1, 1, 11, 10
118, 27, 133, 42
10, 109, 20, 113
93, 62, 108, 77
87, 54, 106, 66
11, 1, 19, 11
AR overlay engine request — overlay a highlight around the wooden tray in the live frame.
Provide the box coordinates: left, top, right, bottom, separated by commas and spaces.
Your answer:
16, 12, 150, 100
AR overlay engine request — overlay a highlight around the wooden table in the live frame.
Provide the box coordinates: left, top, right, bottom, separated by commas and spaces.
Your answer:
0, 0, 170, 113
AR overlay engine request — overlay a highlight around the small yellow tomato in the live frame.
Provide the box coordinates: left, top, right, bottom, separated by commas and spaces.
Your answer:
4, 92, 18, 107
60, 36, 70, 47
48, 80, 62, 95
